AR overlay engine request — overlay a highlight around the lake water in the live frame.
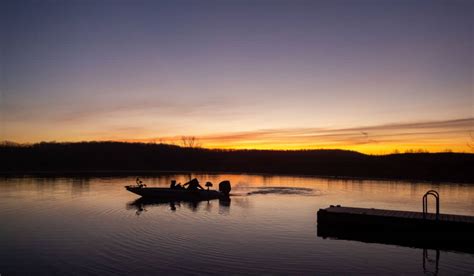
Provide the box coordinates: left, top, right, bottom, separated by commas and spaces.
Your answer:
1, 174, 473, 275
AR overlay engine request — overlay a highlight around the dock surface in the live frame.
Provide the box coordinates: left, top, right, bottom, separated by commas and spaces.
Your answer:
321, 206, 474, 224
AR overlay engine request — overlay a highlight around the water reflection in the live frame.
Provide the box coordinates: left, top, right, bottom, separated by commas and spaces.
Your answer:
246, 186, 316, 195
317, 224, 454, 276
423, 248, 440, 276
1, 174, 473, 275
127, 197, 231, 215
317, 222, 474, 254
71, 178, 90, 196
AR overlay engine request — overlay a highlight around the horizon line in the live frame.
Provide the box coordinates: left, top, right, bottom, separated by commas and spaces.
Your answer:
1, 140, 472, 156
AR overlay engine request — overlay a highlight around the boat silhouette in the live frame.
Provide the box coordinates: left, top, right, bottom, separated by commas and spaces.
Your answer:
125, 178, 231, 201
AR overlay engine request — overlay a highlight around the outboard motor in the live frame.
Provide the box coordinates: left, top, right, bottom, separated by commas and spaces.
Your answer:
218, 180, 232, 196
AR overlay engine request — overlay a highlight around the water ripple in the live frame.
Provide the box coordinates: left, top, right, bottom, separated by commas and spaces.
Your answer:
247, 186, 316, 195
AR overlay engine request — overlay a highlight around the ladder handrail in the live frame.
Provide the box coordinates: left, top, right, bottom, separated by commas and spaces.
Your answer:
425, 190, 439, 198
422, 190, 440, 220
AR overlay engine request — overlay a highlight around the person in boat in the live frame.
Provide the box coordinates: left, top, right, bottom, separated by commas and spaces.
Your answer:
170, 180, 183, 189
170, 180, 177, 189
136, 177, 146, 188
183, 178, 204, 191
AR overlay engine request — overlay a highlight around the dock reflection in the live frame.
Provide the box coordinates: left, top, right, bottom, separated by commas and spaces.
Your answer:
316, 222, 474, 254
127, 197, 231, 215
317, 225, 452, 275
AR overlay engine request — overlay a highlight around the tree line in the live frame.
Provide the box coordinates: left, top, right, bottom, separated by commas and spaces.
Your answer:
1, 141, 473, 183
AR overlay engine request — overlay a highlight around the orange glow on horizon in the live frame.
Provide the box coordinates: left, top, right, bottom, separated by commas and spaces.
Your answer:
115, 118, 474, 154
119, 137, 471, 155
5, 118, 473, 155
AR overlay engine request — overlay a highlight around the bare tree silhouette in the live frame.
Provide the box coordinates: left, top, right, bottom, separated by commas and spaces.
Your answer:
181, 136, 201, 148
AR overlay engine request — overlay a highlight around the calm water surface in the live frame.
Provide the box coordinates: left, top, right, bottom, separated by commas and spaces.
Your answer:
1, 174, 473, 275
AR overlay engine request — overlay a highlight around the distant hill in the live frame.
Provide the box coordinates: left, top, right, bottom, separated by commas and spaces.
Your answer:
1, 141, 473, 183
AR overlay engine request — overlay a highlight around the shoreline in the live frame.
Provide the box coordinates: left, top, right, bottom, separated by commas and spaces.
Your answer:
1, 169, 472, 185
2, 142, 473, 183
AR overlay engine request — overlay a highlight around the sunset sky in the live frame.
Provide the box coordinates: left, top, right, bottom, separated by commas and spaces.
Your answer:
1, 0, 473, 153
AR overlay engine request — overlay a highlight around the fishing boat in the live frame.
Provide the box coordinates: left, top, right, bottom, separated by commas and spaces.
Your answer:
125, 178, 231, 200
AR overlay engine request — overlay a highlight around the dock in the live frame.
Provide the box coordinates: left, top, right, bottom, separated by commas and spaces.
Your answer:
317, 205, 474, 253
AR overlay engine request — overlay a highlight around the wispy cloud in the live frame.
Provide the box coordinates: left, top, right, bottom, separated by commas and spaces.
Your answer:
132, 117, 474, 153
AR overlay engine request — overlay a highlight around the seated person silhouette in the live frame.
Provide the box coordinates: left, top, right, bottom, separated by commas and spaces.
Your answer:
136, 177, 146, 188
183, 178, 204, 191
170, 180, 177, 189
170, 180, 183, 189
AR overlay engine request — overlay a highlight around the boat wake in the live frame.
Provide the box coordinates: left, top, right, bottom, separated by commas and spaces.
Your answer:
246, 187, 318, 196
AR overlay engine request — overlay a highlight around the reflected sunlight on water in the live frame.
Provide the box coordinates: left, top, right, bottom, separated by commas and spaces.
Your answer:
0, 174, 473, 275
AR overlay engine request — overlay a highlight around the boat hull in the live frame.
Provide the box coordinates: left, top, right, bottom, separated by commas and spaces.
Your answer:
125, 186, 225, 200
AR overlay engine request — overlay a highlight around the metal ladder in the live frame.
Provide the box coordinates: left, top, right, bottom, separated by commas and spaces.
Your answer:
422, 190, 440, 220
